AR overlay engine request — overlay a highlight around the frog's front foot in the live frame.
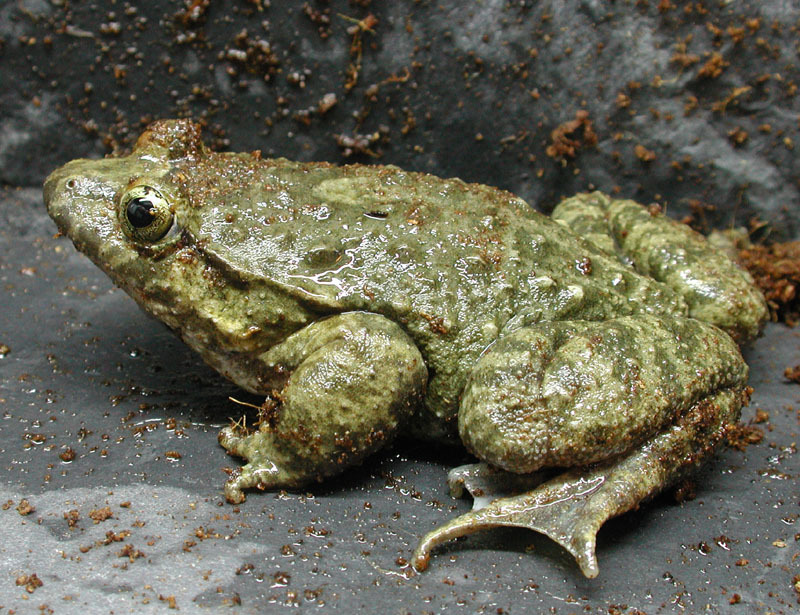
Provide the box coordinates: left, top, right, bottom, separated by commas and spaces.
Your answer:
219, 425, 297, 503
414, 314, 750, 576
218, 312, 426, 503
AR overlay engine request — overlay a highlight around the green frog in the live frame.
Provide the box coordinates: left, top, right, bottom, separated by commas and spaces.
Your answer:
44, 119, 767, 577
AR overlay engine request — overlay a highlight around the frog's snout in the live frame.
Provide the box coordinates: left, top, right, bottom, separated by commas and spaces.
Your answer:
44, 160, 114, 243
43, 160, 121, 265
43, 163, 78, 236
43, 167, 62, 219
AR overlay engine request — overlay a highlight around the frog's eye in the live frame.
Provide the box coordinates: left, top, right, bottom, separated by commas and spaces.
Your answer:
119, 185, 174, 243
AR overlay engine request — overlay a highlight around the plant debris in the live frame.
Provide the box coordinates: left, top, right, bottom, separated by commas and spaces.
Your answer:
16, 499, 35, 516
785, 365, 800, 384
738, 240, 800, 325
89, 506, 114, 523
16, 573, 43, 593
727, 423, 764, 451
545, 111, 597, 161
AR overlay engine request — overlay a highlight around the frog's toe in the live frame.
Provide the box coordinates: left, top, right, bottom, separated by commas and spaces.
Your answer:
223, 468, 248, 504
446, 463, 549, 503
223, 462, 283, 504
219, 426, 301, 501
218, 424, 244, 455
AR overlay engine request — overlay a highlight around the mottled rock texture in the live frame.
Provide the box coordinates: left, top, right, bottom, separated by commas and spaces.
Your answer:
2, 0, 798, 237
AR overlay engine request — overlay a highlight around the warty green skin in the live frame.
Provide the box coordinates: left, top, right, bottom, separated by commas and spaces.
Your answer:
44, 119, 768, 577
551, 191, 766, 342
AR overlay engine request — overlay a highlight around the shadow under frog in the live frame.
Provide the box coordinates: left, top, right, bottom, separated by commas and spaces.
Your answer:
44, 119, 768, 577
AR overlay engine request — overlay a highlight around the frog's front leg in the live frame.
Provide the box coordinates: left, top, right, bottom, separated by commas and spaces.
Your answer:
412, 314, 749, 577
219, 312, 426, 503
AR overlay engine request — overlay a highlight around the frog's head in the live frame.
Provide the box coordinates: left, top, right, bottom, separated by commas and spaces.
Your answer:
45, 119, 305, 392
45, 120, 203, 243
44, 119, 209, 330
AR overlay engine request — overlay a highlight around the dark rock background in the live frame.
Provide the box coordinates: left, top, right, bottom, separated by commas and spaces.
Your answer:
2, 0, 799, 237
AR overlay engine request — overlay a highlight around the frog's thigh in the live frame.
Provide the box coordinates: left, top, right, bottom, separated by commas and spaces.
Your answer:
458, 314, 748, 474
219, 312, 426, 503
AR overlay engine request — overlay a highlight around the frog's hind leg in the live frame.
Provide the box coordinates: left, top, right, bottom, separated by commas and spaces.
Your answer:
412, 314, 749, 576
413, 387, 743, 577
551, 192, 768, 342
219, 312, 426, 503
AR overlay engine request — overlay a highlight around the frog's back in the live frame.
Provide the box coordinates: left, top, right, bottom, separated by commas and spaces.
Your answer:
179, 154, 682, 438
185, 156, 512, 326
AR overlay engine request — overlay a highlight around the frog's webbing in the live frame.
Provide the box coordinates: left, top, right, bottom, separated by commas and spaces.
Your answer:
412, 385, 746, 577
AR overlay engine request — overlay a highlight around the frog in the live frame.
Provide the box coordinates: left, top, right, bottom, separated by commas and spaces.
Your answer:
44, 119, 768, 577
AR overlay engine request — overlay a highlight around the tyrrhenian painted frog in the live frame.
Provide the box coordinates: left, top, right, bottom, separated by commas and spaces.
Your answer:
44, 120, 767, 577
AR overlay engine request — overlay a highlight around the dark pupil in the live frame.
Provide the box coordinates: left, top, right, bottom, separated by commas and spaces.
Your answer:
126, 197, 156, 228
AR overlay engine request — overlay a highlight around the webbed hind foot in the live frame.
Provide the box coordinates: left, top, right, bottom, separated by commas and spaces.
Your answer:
413, 387, 746, 577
